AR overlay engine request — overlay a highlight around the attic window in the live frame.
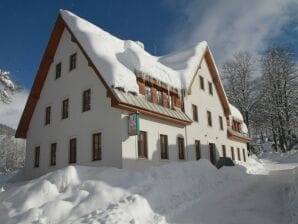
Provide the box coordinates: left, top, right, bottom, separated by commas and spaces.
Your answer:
208, 81, 213, 95
157, 90, 163, 105
69, 53, 77, 71
55, 63, 61, 79
199, 76, 204, 90
145, 86, 152, 102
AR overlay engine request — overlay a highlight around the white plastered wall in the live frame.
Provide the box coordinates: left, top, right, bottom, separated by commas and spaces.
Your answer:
25, 29, 123, 179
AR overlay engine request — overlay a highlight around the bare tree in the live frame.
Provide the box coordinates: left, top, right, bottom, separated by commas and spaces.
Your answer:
260, 46, 298, 151
222, 52, 260, 136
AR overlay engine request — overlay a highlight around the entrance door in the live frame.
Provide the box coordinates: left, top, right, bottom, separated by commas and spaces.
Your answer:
209, 143, 216, 165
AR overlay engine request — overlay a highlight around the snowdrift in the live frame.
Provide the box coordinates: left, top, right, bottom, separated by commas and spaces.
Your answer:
259, 150, 298, 164
0, 159, 223, 224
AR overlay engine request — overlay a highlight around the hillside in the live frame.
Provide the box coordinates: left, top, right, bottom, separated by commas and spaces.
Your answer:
0, 123, 25, 173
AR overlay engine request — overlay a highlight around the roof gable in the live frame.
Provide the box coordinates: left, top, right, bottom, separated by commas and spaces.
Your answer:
187, 47, 231, 117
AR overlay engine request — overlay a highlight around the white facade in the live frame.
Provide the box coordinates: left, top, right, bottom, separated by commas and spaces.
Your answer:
21, 16, 249, 180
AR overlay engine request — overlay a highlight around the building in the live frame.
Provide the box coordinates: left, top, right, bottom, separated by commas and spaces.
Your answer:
16, 10, 250, 179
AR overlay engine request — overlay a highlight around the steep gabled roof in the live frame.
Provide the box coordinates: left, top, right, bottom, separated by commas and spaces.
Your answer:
15, 10, 230, 138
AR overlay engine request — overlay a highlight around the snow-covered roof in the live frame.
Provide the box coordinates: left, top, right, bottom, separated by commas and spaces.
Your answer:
229, 104, 243, 121
60, 10, 209, 93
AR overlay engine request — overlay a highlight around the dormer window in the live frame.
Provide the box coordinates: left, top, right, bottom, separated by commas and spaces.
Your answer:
167, 95, 172, 108
157, 90, 163, 105
145, 86, 152, 102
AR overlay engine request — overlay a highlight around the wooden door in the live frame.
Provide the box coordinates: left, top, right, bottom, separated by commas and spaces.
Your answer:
209, 143, 216, 165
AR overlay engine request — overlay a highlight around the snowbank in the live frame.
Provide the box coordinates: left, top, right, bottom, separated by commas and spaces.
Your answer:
235, 155, 269, 174
259, 150, 298, 164
0, 160, 223, 224
288, 167, 298, 223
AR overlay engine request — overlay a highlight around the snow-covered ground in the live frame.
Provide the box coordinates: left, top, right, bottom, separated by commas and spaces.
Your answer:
0, 152, 297, 224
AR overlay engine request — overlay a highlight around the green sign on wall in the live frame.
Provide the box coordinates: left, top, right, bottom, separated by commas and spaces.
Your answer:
128, 112, 140, 136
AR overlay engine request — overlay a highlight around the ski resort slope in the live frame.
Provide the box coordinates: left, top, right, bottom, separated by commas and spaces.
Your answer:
0, 152, 297, 224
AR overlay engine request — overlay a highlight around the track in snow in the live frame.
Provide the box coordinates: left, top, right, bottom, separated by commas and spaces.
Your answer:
170, 163, 298, 224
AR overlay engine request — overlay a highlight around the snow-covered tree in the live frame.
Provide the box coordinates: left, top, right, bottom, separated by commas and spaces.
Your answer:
222, 52, 260, 136
0, 69, 16, 104
260, 46, 298, 151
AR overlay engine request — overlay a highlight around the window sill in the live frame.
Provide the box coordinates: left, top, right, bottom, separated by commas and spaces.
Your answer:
137, 157, 148, 160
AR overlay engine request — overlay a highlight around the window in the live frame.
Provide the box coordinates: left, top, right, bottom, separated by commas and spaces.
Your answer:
69, 138, 77, 163
55, 62, 61, 79
45, 106, 51, 125
82, 89, 91, 112
50, 143, 57, 166
195, 140, 201, 160
145, 86, 152, 102
167, 95, 172, 108
69, 53, 77, 71
178, 137, 185, 160
242, 149, 247, 162
34, 146, 40, 168
231, 147, 235, 160
62, 99, 69, 119
93, 133, 102, 161
157, 90, 163, 105
192, 104, 198, 122
138, 131, 148, 159
199, 76, 204, 90
237, 148, 241, 161
208, 81, 213, 95
219, 116, 224, 130
160, 134, 168, 159
207, 111, 212, 126
222, 145, 226, 157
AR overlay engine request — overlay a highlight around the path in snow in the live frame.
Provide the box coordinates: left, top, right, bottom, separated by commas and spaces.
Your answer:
170, 163, 298, 224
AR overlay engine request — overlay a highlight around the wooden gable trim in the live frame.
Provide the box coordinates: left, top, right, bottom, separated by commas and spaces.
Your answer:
187, 48, 230, 117
15, 14, 119, 138
15, 16, 65, 138
114, 103, 192, 126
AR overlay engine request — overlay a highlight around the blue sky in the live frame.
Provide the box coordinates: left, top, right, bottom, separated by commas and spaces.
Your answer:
0, 0, 182, 89
1, 0, 298, 128
1, 0, 298, 89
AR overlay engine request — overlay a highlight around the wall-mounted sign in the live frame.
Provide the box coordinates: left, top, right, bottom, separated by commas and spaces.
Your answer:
128, 112, 140, 136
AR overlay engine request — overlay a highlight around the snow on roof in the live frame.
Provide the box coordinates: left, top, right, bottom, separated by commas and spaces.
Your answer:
242, 123, 248, 135
229, 104, 243, 121
60, 10, 209, 93
159, 41, 208, 88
